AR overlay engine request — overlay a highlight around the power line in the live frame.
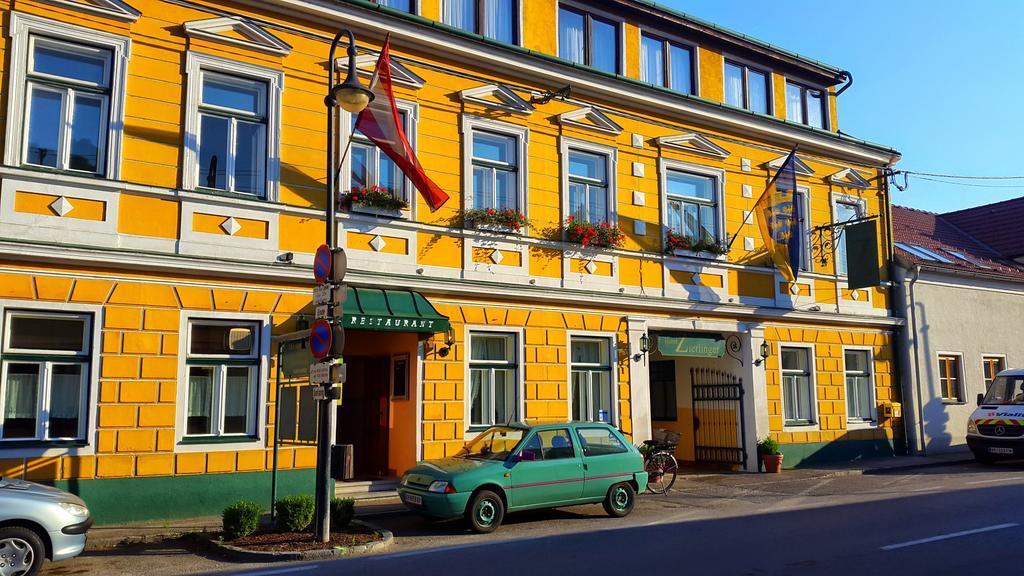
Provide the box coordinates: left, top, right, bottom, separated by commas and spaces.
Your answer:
911, 175, 1024, 189
898, 170, 1024, 180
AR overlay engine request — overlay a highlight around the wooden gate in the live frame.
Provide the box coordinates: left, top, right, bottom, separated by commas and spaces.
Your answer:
691, 368, 747, 468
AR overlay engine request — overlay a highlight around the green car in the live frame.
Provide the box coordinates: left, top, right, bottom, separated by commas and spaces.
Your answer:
397, 423, 648, 533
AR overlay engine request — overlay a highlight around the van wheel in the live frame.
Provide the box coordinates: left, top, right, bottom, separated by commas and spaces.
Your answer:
465, 490, 504, 533
0, 526, 45, 576
603, 482, 636, 518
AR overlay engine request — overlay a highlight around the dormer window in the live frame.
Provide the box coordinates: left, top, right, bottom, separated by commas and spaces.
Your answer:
725, 60, 769, 114
640, 33, 694, 95
558, 4, 619, 74
786, 81, 827, 129
444, 0, 517, 44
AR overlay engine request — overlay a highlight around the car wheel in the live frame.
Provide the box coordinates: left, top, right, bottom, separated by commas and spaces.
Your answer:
0, 526, 45, 576
603, 482, 636, 518
465, 489, 504, 534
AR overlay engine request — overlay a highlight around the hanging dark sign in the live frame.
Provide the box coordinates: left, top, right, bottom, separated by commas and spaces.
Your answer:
845, 220, 881, 290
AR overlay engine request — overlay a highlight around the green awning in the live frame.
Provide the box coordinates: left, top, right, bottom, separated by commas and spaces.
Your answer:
657, 334, 725, 358
341, 287, 449, 334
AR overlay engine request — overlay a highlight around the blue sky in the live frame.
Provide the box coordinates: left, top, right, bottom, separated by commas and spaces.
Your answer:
661, 0, 1024, 213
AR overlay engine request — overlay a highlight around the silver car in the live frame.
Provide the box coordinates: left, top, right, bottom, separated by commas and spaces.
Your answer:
0, 477, 91, 576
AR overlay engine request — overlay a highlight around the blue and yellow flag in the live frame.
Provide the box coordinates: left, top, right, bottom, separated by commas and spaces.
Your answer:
754, 151, 804, 282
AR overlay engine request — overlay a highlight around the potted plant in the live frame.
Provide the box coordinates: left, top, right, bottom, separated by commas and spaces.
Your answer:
564, 216, 625, 249
341, 185, 409, 218
664, 230, 730, 258
757, 436, 784, 473
464, 207, 529, 233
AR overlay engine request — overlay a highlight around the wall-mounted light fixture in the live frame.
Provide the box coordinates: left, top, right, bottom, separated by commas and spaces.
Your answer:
755, 340, 771, 366
436, 327, 455, 358
632, 332, 651, 362
276, 252, 294, 264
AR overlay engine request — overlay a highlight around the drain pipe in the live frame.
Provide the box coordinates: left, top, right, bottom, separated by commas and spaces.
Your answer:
835, 71, 854, 97
907, 265, 926, 455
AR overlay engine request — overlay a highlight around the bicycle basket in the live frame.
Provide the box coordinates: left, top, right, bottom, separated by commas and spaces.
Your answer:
651, 428, 681, 448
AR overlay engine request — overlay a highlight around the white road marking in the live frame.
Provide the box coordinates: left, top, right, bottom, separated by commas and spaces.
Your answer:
236, 566, 319, 576
965, 476, 1024, 485
902, 485, 946, 492
881, 523, 1019, 551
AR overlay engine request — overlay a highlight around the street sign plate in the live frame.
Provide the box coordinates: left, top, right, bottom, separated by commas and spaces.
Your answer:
314, 244, 332, 285
315, 304, 331, 320
309, 362, 347, 385
313, 283, 332, 306
311, 386, 327, 401
310, 319, 333, 360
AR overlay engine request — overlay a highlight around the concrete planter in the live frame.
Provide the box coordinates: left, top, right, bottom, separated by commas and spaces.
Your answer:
351, 202, 408, 219
208, 520, 394, 562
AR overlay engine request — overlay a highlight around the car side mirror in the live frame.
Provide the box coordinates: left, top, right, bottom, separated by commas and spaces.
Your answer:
977, 393, 985, 407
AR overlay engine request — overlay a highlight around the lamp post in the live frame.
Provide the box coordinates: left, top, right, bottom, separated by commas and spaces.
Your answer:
315, 28, 374, 544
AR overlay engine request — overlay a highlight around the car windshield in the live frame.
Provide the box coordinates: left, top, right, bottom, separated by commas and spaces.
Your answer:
982, 375, 1024, 405
458, 427, 526, 461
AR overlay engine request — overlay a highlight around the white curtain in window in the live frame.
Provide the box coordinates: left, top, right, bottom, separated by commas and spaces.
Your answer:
187, 368, 213, 427
724, 65, 744, 107
49, 365, 81, 418
559, 11, 584, 63
444, 0, 475, 31
482, 0, 513, 43
3, 370, 38, 419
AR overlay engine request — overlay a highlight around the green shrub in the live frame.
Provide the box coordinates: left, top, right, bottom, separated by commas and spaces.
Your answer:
757, 436, 781, 456
222, 500, 262, 540
275, 494, 315, 533
330, 498, 355, 530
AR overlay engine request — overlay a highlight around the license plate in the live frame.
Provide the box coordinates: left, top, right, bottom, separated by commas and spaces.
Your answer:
402, 493, 423, 505
989, 447, 1014, 455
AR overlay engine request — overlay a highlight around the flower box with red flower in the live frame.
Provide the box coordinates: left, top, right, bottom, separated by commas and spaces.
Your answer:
465, 208, 529, 234
665, 230, 729, 259
563, 217, 624, 249
341, 185, 410, 219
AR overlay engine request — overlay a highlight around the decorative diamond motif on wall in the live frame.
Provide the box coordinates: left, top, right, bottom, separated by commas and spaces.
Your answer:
490, 250, 504, 264
584, 260, 598, 275
789, 283, 802, 296
49, 196, 74, 217
369, 235, 387, 252
221, 217, 241, 236
691, 273, 702, 285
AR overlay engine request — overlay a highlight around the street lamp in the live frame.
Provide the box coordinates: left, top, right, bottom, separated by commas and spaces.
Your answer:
313, 27, 375, 545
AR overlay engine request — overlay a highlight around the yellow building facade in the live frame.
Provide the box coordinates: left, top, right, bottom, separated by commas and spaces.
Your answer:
0, 0, 902, 523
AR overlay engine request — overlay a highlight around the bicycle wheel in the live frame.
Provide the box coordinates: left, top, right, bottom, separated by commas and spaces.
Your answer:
645, 451, 678, 494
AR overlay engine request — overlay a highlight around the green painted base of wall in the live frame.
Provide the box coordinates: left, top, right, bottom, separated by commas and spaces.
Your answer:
779, 438, 905, 468
50, 469, 322, 525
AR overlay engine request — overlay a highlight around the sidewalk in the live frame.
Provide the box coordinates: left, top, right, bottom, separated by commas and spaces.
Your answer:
85, 497, 405, 551
795, 451, 975, 477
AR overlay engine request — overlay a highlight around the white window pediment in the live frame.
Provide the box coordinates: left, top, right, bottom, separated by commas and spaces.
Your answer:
35, 0, 140, 21
184, 17, 292, 56
765, 153, 814, 176
459, 84, 534, 116
828, 168, 871, 189
558, 106, 623, 136
656, 132, 730, 159
349, 53, 425, 89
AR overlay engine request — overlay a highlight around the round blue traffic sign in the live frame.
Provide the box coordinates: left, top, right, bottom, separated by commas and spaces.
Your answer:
310, 319, 333, 360
313, 244, 332, 285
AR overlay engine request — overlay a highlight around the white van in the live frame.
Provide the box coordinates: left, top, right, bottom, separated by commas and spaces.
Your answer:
967, 369, 1024, 463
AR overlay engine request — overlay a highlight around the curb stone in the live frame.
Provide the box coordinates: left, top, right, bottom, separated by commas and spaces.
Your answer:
205, 520, 394, 562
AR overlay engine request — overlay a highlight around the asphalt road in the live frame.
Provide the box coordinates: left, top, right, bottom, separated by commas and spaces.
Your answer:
218, 461, 1024, 576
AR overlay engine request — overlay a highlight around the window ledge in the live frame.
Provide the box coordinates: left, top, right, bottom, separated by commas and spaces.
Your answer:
350, 203, 410, 219
192, 186, 267, 202
0, 440, 87, 449
669, 249, 728, 262
179, 435, 260, 445
942, 401, 967, 406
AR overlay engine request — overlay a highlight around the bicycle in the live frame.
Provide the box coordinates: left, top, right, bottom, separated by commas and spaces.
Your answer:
641, 429, 680, 494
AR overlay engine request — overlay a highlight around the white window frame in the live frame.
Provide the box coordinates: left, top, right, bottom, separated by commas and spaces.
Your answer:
638, 29, 699, 96
441, 0, 524, 47
560, 136, 617, 226
567, 332, 618, 425
460, 115, 529, 216
830, 193, 867, 277
5, 12, 130, 179
843, 346, 876, 427
793, 187, 813, 272
183, 51, 283, 201
175, 312, 271, 453
0, 300, 100, 457
556, 0, 627, 76
936, 351, 966, 404
341, 99, 419, 214
464, 326, 524, 434
780, 343, 818, 430
659, 157, 725, 247
722, 55, 774, 115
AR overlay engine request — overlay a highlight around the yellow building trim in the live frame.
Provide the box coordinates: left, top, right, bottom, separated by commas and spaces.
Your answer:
14, 191, 106, 221
347, 231, 409, 255
192, 213, 269, 239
